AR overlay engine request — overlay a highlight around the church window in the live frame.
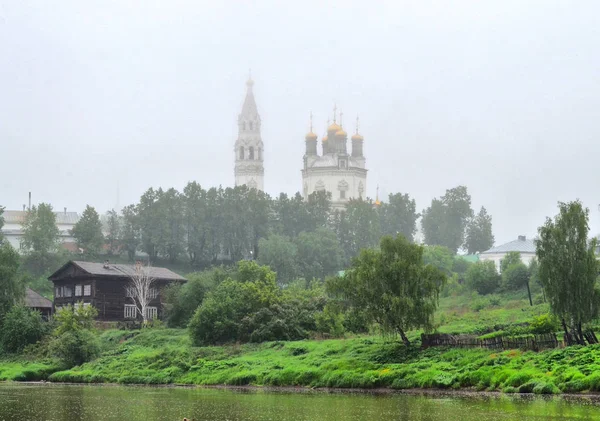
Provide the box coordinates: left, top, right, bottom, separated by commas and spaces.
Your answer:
239, 146, 244, 160
249, 146, 255, 160
249, 121, 254, 130
243, 122, 246, 130
258, 148, 262, 160
315, 180, 325, 191
340, 190, 346, 199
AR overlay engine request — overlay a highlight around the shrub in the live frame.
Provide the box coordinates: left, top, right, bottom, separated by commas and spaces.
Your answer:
529, 314, 559, 334
466, 261, 501, 295
0, 305, 48, 353
50, 330, 100, 367
54, 304, 98, 335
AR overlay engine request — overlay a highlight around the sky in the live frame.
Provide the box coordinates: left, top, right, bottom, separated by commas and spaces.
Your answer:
0, 0, 599, 245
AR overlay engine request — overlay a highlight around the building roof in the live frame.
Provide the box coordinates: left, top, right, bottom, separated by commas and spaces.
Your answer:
457, 254, 480, 263
52, 260, 188, 282
25, 288, 52, 309
481, 236, 536, 254
3, 210, 80, 225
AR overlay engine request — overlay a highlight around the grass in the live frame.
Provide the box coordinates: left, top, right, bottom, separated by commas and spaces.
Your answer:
2, 291, 598, 394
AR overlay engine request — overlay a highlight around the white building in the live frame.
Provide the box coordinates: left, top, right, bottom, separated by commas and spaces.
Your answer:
302, 111, 367, 209
234, 77, 264, 191
479, 235, 536, 273
1, 209, 80, 252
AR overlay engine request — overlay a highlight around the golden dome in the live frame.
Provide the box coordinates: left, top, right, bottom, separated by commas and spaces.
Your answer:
327, 123, 341, 133
305, 131, 318, 140
322, 135, 328, 142
351, 133, 364, 141
335, 129, 347, 137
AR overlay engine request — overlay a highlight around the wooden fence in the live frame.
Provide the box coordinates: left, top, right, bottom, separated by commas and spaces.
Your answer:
421, 333, 560, 351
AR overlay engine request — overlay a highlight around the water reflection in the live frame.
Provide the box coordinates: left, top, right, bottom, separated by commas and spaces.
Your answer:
1, 384, 600, 421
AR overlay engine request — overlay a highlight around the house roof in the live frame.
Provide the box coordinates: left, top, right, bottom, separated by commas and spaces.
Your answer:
481, 237, 536, 254
25, 288, 52, 309
3, 210, 80, 225
52, 260, 188, 282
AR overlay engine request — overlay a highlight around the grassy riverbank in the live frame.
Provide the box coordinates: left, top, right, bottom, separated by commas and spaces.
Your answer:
0, 328, 597, 394
3, 295, 600, 394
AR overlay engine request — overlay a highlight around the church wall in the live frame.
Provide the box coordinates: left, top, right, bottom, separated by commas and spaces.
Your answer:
302, 168, 367, 208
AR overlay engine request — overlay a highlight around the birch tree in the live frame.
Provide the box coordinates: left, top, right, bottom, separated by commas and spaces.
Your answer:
120, 263, 157, 325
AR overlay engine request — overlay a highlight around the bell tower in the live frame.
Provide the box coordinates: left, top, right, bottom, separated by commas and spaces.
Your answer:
234, 76, 264, 190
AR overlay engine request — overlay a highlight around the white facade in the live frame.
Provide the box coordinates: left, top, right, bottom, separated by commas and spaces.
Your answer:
479, 235, 536, 273
234, 78, 264, 191
301, 116, 367, 209
1, 209, 79, 252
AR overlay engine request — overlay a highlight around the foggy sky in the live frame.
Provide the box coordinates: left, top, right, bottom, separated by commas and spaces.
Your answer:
1, 0, 599, 245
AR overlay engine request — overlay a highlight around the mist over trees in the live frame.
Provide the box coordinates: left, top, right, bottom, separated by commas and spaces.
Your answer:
421, 186, 475, 254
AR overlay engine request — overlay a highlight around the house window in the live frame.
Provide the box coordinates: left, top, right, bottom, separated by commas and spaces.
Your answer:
75, 285, 82, 297
55, 287, 62, 298
149, 288, 158, 300
126, 286, 135, 298
84, 285, 91, 296
83, 303, 91, 309
124, 304, 137, 319
145, 307, 158, 320
64, 286, 72, 298
340, 190, 346, 199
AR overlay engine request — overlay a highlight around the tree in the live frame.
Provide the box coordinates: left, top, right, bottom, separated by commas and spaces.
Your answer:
327, 235, 446, 346
156, 188, 185, 263
464, 206, 494, 254
0, 242, 24, 323
379, 192, 419, 242
120, 263, 156, 325
137, 188, 162, 262
71, 205, 104, 257
120, 205, 139, 261
0, 206, 4, 241
183, 182, 208, 266
422, 245, 454, 276
20, 203, 60, 256
188, 261, 280, 345
333, 198, 381, 261
536, 200, 598, 345
105, 209, 121, 256
295, 228, 344, 281
0, 306, 47, 353
502, 262, 532, 305
422, 186, 473, 253
465, 261, 500, 295
257, 235, 298, 285
500, 251, 522, 273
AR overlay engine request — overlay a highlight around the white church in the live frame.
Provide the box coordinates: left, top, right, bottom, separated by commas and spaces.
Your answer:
233, 77, 368, 208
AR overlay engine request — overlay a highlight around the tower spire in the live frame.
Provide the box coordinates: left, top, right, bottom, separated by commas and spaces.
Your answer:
309, 111, 313, 132
356, 115, 360, 134
333, 104, 337, 123
339, 111, 344, 128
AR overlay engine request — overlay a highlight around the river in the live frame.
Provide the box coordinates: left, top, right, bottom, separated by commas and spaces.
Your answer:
1, 384, 600, 420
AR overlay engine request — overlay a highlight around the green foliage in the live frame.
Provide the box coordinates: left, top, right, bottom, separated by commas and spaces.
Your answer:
378, 192, 419, 242
294, 228, 344, 281
0, 206, 4, 241
53, 304, 98, 335
529, 313, 559, 334
257, 235, 298, 284
466, 261, 500, 295
332, 198, 381, 262
502, 262, 529, 291
536, 200, 598, 343
50, 329, 100, 367
20, 203, 60, 254
0, 306, 47, 353
188, 261, 280, 345
71, 205, 104, 257
423, 245, 454, 275
328, 235, 446, 345
464, 206, 494, 254
422, 186, 473, 253
0, 242, 24, 322
163, 267, 229, 327
104, 209, 121, 256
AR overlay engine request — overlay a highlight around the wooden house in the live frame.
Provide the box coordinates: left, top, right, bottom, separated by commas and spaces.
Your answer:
24, 288, 53, 320
48, 261, 187, 321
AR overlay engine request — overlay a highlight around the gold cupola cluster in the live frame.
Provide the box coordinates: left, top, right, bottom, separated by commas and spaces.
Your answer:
303, 106, 364, 158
